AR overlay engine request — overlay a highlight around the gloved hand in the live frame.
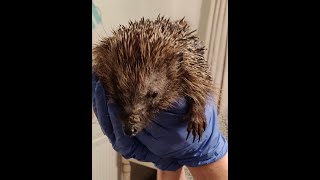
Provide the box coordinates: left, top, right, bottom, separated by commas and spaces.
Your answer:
92, 73, 181, 170
92, 72, 228, 170
136, 97, 228, 168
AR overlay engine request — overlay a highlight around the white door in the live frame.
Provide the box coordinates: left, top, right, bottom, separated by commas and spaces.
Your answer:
92, 1, 119, 179
92, 110, 119, 180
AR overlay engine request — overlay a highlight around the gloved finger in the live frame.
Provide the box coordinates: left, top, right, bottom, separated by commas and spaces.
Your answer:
162, 97, 188, 115
92, 72, 99, 116
92, 72, 99, 102
148, 97, 188, 129
154, 159, 183, 171
93, 78, 116, 144
135, 129, 165, 156
118, 140, 162, 162
136, 125, 190, 159
107, 102, 126, 138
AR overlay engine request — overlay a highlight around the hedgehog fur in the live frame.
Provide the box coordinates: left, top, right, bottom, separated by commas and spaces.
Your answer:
93, 15, 215, 142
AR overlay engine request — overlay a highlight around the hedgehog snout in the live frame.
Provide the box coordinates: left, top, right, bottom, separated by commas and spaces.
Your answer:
123, 115, 141, 136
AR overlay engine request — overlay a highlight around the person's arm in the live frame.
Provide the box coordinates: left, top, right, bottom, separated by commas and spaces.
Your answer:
157, 167, 186, 180
156, 153, 228, 180
187, 153, 228, 180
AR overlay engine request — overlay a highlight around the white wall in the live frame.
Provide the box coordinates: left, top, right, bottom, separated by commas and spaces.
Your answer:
93, 0, 203, 44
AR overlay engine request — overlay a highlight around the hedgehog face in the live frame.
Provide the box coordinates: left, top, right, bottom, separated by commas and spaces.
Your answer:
120, 78, 163, 136
116, 62, 182, 136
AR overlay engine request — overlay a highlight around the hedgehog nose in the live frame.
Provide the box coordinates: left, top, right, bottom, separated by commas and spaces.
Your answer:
129, 115, 140, 124
124, 126, 138, 136
132, 128, 137, 134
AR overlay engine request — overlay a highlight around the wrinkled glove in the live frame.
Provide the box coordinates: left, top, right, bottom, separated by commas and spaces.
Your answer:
136, 97, 228, 168
92, 72, 228, 170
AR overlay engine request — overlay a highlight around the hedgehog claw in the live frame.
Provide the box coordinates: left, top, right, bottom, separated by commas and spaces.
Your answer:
186, 132, 190, 140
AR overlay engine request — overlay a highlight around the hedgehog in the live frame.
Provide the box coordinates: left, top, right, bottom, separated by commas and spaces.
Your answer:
93, 15, 215, 142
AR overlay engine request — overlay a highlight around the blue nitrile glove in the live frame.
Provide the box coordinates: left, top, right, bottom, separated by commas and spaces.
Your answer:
92, 73, 181, 170
92, 72, 228, 170
136, 97, 228, 168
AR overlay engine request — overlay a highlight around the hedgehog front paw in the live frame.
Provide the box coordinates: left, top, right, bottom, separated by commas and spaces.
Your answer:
185, 110, 207, 143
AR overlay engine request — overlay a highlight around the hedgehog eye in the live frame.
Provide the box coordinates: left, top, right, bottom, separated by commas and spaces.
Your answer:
146, 91, 158, 98
151, 92, 158, 98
